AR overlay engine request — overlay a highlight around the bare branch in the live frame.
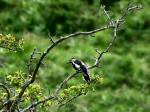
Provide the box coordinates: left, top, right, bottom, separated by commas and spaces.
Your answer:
89, 4, 141, 69
89, 24, 117, 69
101, 5, 114, 26
26, 48, 37, 79
120, 3, 142, 22
48, 33, 55, 44
61, 26, 111, 39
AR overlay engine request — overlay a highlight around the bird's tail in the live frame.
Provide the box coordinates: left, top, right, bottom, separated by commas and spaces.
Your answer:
81, 65, 90, 82
83, 73, 90, 82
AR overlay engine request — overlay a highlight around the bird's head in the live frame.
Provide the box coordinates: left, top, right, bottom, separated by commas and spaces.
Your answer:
68, 57, 76, 63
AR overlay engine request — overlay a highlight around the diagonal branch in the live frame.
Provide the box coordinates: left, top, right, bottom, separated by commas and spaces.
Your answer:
120, 3, 142, 21
48, 33, 55, 44
101, 5, 114, 26
26, 48, 37, 79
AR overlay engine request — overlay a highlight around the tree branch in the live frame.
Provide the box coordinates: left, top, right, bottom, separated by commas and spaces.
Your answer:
0, 83, 10, 101
48, 33, 55, 44
26, 48, 37, 79
89, 4, 142, 69
0, 83, 11, 110
21, 72, 80, 112
101, 5, 114, 26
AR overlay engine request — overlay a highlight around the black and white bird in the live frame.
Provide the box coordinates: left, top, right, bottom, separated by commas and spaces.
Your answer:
69, 58, 90, 82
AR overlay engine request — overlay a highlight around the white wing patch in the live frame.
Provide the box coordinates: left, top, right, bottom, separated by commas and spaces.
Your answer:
73, 61, 80, 69
81, 61, 85, 66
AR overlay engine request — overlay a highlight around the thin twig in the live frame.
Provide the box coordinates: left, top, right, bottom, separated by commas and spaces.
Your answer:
89, 4, 141, 69
26, 48, 37, 79
55, 72, 79, 95
120, 3, 142, 21
58, 93, 82, 109
101, 5, 114, 26
48, 33, 55, 44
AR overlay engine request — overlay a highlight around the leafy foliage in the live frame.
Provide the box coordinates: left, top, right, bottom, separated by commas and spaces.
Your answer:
0, 34, 23, 51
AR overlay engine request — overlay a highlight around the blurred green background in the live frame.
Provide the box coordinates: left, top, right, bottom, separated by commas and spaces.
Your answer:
0, 0, 150, 112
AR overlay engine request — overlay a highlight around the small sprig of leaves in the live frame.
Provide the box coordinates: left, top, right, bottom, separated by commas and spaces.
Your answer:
5, 71, 43, 106
0, 34, 23, 51
57, 75, 103, 108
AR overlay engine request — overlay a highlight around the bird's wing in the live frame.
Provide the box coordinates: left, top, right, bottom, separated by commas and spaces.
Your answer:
83, 73, 90, 82
81, 66, 90, 82
72, 61, 80, 70
74, 59, 83, 65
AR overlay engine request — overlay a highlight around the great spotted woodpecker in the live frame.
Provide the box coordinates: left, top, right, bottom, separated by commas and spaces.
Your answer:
69, 58, 90, 82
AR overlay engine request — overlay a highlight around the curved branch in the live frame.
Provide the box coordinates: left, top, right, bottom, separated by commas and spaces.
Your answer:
0, 83, 11, 101
0, 83, 11, 110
